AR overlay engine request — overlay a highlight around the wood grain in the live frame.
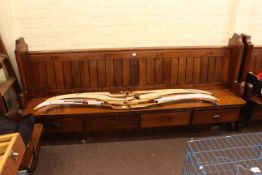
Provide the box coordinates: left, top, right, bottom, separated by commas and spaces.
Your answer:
170, 58, 178, 84
139, 58, 147, 86
200, 57, 208, 83
130, 59, 139, 86
72, 61, 82, 88
122, 59, 130, 86
54, 62, 64, 89
208, 57, 216, 82
89, 60, 98, 88
106, 59, 114, 87
193, 57, 201, 83
63, 62, 73, 89
81, 61, 90, 88
113, 59, 123, 86
162, 57, 171, 84
38, 63, 47, 90
155, 57, 163, 84
97, 59, 106, 87
146, 58, 155, 85
186, 57, 194, 84
178, 57, 186, 84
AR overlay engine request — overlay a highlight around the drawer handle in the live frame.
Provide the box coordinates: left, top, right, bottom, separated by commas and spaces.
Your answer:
11, 150, 19, 161
213, 115, 220, 119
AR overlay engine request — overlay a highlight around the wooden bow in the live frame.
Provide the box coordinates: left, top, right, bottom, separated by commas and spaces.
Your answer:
34, 89, 218, 111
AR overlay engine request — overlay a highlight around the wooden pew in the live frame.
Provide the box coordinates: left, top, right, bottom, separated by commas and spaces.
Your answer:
240, 34, 262, 123
15, 34, 246, 135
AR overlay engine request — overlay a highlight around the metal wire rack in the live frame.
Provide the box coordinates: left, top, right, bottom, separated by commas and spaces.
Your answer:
183, 133, 262, 175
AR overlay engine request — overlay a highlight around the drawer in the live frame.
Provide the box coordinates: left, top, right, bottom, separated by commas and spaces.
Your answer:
140, 111, 191, 128
38, 118, 83, 133
192, 108, 240, 125
1, 134, 25, 175
84, 115, 139, 131
251, 108, 262, 121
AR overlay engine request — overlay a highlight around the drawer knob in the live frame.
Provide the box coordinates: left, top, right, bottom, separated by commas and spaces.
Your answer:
11, 150, 19, 161
213, 115, 220, 119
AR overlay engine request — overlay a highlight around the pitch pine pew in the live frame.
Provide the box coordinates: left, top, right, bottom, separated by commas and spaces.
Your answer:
240, 34, 262, 122
15, 34, 246, 134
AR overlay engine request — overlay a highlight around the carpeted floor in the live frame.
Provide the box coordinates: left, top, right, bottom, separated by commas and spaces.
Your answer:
34, 138, 188, 175
33, 125, 262, 175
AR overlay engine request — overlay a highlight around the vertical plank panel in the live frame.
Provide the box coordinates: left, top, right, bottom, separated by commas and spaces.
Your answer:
38, 63, 47, 89
130, 59, 139, 86
222, 57, 229, 82
162, 57, 171, 84
257, 54, 262, 74
178, 57, 186, 84
106, 59, 114, 87
63, 62, 73, 89
170, 58, 178, 85
155, 58, 163, 85
54, 62, 64, 89
186, 57, 194, 84
114, 59, 123, 86
146, 58, 155, 85
32, 63, 40, 96
139, 58, 147, 86
89, 60, 98, 88
254, 56, 262, 74
97, 59, 106, 87
250, 56, 256, 73
208, 57, 216, 82
193, 57, 201, 83
122, 59, 130, 86
256, 50, 262, 74
81, 61, 89, 88
200, 57, 208, 83
46, 62, 56, 89
214, 57, 222, 82
72, 61, 81, 88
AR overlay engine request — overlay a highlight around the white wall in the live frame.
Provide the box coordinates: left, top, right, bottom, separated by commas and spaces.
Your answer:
0, 0, 262, 78
0, 0, 19, 77
5, 0, 237, 50
249, 0, 262, 45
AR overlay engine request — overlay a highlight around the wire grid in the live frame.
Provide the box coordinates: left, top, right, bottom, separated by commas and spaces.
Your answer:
183, 133, 262, 175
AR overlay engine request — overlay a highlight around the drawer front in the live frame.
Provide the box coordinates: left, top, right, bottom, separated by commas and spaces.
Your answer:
192, 108, 240, 125
251, 108, 262, 121
38, 118, 83, 133
140, 111, 191, 128
2, 134, 25, 175
84, 115, 139, 131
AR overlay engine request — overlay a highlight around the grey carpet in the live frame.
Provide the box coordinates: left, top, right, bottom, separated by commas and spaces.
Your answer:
34, 138, 188, 175
33, 126, 262, 175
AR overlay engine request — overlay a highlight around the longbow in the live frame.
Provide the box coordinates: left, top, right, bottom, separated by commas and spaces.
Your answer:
34, 89, 218, 111
129, 93, 218, 109
44, 89, 212, 102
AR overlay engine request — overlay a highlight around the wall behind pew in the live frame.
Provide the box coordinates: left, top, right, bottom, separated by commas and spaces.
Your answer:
0, 0, 19, 78
4, 0, 236, 51
1, 0, 262, 80
249, 0, 262, 45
